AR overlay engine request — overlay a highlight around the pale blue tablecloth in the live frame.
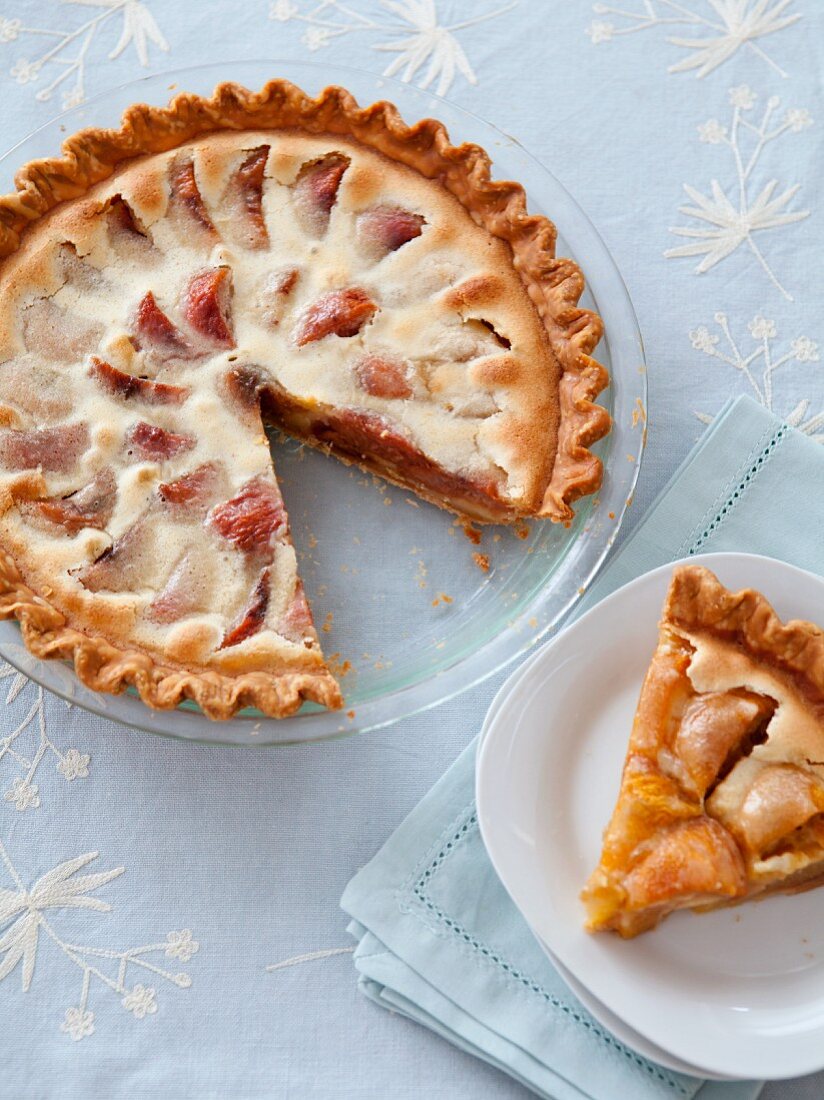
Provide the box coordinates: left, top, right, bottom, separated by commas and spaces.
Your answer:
0, 3, 821, 1098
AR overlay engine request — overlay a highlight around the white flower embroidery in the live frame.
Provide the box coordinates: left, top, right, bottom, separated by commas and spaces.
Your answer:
729, 83, 757, 110
0, 663, 90, 809
586, 0, 801, 79
302, 25, 334, 51
164, 929, 199, 963
60, 1006, 95, 1041
121, 982, 157, 1018
0, 1, 169, 106
57, 749, 90, 782
666, 88, 812, 300
697, 119, 727, 144
790, 336, 819, 362
10, 58, 39, 84
269, 0, 517, 97
270, 0, 299, 21
0, 17, 21, 42
585, 20, 614, 43
0, 840, 196, 1039
689, 325, 719, 353
692, 313, 823, 441
784, 107, 813, 132
4, 776, 39, 811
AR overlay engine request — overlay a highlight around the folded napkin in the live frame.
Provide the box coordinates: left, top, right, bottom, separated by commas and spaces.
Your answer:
342, 395, 824, 1100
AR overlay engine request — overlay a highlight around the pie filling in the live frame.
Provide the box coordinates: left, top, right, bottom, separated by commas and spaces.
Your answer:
582, 566, 824, 937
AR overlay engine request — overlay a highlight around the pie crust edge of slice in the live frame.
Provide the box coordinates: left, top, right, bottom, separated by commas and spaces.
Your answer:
0, 78, 609, 720
581, 563, 824, 937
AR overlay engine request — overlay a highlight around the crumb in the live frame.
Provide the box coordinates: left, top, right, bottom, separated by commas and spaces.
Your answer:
322, 612, 334, 634
528, 617, 538, 628
627, 453, 636, 463
608, 511, 616, 520
493, 533, 501, 543
447, 528, 456, 537
307, 532, 318, 549
346, 710, 355, 720
514, 524, 529, 540
462, 522, 482, 545
317, 585, 328, 598
327, 653, 353, 678
374, 659, 384, 670
578, 586, 585, 595
383, 497, 392, 506
626, 495, 634, 507
473, 552, 490, 572
431, 593, 453, 607
405, 498, 420, 508
435, 640, 445, 649
415, 559, 428, 589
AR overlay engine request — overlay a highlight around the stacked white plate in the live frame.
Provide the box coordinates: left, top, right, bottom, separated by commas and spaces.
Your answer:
476, 552, 824, 1082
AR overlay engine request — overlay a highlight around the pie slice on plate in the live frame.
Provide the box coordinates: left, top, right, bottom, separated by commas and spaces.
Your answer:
582, 564, 824, 937
0, 80, 608, 719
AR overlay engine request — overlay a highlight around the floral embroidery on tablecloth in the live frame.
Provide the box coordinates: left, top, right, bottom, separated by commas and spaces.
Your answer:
0, 0, 169, 109
0, 839, 198, 1040
585, 0, 801, 79
691, 313, 822, 439
267, 945, 355, 971
0, 662, 90, 812
665, 84, 812, 300
269, 0, 516, 96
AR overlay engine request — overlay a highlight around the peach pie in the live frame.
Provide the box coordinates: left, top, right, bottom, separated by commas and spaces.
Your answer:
582, 565, 824, 937
0, 80, 608, 719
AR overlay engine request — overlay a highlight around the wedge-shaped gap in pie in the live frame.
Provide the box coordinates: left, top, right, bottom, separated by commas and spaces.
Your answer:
582, 565, 824, 937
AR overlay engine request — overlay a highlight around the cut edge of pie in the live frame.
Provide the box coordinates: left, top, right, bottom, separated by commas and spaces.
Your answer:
581, 563, 824, 937
0, 79, 609, 720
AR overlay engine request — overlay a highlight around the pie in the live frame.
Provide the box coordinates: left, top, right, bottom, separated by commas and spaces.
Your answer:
582, 564, 824, 937
0, 80, 608, 719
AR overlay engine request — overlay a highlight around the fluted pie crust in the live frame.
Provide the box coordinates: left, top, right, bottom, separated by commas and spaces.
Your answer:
0, 79, 608, 720
582, 565, 824, 937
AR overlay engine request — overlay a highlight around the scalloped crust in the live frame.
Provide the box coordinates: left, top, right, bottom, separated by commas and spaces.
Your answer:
665, 564, 824, 705
0, 78, 609, 720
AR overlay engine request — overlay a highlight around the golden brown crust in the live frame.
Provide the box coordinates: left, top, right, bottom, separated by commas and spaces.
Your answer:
665, 564, 824, 708
0, 549, 342, 720
0, 78, 608, 720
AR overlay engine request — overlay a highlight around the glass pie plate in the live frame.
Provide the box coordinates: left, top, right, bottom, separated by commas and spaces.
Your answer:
0, 60, 646, 746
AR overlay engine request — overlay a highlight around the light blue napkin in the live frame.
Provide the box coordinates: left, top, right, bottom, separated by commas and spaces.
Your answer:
341, 394, 824, 1100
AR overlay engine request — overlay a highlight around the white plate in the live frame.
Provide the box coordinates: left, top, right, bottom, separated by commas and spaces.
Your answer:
477, 552, 824, 1080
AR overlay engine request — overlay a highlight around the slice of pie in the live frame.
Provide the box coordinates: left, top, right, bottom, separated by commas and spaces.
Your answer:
0, 80, 608, 719
582, 564, 824, 937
